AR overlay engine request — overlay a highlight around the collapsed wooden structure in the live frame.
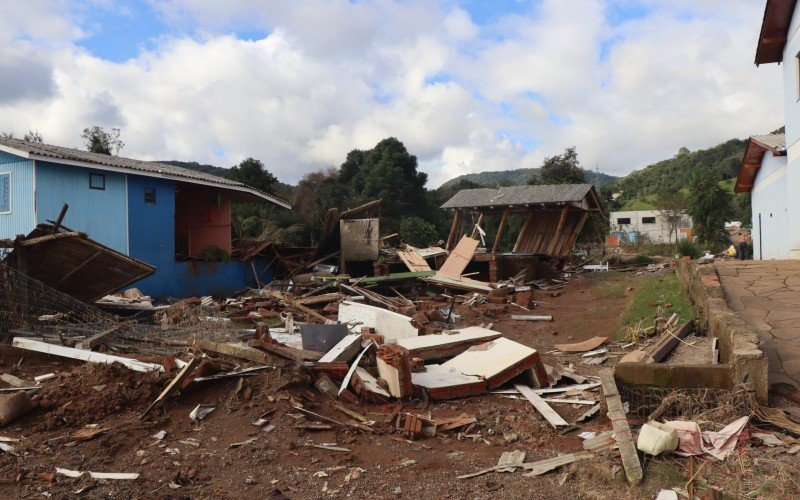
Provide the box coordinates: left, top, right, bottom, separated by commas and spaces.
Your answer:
441, 184, 602, 259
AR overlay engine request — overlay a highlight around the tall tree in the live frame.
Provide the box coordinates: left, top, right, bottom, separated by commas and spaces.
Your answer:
23, 130, 43, 143
337, 138, 430, 232
530, 147, 586, 185
226, 158, 278, 193
82, 126, 124, 155
687, 169, 732, 248
655, 189, 688, 243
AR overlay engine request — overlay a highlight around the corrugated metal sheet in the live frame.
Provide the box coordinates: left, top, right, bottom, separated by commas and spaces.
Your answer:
0, 137, 291, 208
36, 160, 129, 253
0, 152, 36, 240
440, 184, 597, 209
751, 133, 786, 152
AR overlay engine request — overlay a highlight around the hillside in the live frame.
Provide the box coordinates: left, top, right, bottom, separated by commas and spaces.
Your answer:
440, 167, 618, 189
612, 139, 747, 204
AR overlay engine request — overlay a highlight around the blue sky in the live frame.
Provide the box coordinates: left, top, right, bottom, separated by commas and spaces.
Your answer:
0, 0, 785, 186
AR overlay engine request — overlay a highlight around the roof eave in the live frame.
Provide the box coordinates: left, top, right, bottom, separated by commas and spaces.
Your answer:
0, 144, 292, 209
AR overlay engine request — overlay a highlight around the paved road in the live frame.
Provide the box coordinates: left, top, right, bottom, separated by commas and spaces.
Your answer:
717, 260, 800, 389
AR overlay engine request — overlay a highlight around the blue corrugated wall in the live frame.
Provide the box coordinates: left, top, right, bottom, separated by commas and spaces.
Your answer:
36, 161, 128, 252
125, 176, 273, 298
0, 151, 35, 240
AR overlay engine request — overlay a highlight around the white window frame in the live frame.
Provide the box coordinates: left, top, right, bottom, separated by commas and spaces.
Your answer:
0, 172, 10, 215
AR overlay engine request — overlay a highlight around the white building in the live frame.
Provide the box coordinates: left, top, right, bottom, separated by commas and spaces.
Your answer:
735, 0, 800, 259
610, 210, 693, 244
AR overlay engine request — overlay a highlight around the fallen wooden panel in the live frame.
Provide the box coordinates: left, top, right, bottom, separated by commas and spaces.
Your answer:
249, 339, 323, 362
5, 223, 155, 303
190, 338, 279, 365
600, 369, 642, 485
397, 248, 431, 272
442, 337, 546, 389
521, 453, 593, 477
411, 364, 486, 400
318, 334, 363, 363
12, 338, 162, 373
337, 301, 418, 342
514, 384, 568, 428
421, 274, 493, 293
437, 236, 479, 279
396, 327, 503, 361
646, 320, 695, 362
554, 336, 608, 353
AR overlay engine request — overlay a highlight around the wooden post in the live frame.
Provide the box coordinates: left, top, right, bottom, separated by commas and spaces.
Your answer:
446, 210, 463, 251
513, 209, 534, 253
491, 207, 510, 254
547, 205, 570, 255
470, 213, 484, 240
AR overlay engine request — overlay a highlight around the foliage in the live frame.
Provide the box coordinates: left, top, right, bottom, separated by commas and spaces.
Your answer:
82, 126, 124, 155
226, 158, 278, 194
23, 130, 43, 143
676, 239, 702, 259
199, 245, 230, 263
633, 254, 652, 266
654, 188, 688, 243
529, 147, 586, 185
398, 216, 439, 247
617, 272, 691, 339
687, 169, 732, 247
439, 167, 618, 190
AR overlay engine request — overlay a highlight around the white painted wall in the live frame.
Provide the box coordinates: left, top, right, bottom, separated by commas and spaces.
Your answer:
609, 210, 692, 243
751, 153, 789, 259
781, 10, 800, 257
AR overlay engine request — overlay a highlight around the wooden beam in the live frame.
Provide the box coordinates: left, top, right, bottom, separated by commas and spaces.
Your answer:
491, 207, 510, 253
514, 384, 568, 429
446, 209, 463, 251
12, 337, 163, 373
470, 213, 484, 239
52, 204, 69, 233
17, 231, 81, 247
645, 320, 695, 362
600, 369, 642, 485
248, 339, 323, 362
190, 337, 279, 365
54, 249, 103, 287
547, 205, 570, 255
513, 209, 534, 253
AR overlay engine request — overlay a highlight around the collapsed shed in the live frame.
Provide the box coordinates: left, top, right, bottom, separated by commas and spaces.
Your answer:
440, 184, 602, 277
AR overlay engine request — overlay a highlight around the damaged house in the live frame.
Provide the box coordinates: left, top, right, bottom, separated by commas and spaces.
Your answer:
0, 138, 291, 298
440, 184, 602, 279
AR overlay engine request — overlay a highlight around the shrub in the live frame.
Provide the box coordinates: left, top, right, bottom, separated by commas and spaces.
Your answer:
398, 217, 440, 248
676, 240, 702, 259
200, 245, 230, 263
633, 254, 652, 266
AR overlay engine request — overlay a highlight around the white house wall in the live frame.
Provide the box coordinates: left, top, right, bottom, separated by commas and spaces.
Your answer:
782, 10, 800, 258
751, 153, 789, 259
609, 210, 690, 243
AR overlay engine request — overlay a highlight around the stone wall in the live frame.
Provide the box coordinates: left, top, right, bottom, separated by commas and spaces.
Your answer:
676, 259, 768, 403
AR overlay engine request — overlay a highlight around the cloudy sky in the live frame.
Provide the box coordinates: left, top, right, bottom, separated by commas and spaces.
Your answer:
0, 0, 785, 186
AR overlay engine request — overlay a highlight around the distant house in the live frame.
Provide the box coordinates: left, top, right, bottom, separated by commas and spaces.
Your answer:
0, 137, 291, 298
735, 134, 788, 259
609, 210, 693, 244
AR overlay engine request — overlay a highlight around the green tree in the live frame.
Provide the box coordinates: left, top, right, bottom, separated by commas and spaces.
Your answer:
654, 188, 689, 243
687, 169, 732, 248
226, 158, 278, 193
530, 147, 586, 185
399, 216, 439, 247
337, 138, 430, 233
82, 126, 124, 155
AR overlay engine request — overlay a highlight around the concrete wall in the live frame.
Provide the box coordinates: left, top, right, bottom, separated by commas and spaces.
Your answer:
0, 151, 35, 240
751, 152, 789, 259
610, 210, 692, 243
676, 259, 768, 403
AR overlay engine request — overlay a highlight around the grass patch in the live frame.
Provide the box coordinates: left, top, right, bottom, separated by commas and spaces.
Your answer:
594, 279, 628, 299
616, 271, 692, 339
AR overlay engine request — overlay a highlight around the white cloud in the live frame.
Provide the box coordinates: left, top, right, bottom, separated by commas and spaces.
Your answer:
0, 0, 785, 187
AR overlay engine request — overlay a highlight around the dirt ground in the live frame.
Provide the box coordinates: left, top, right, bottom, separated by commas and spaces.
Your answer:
0, 272, 794, 499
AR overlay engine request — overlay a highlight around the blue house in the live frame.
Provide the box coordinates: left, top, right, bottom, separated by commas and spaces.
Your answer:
0, 137, 291, 299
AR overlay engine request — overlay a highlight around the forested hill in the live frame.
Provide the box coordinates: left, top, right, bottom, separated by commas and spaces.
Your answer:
440, 167, 618, 189
612, 139, 747, 203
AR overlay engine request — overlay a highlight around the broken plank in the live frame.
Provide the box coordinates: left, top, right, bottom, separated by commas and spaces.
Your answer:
12, 338, 162, 373
554, 336, 608, 353
522, 453, 593, 477
190, 338, 279, 365
318, 334, 363, 364
77, 323, 127, 350
497, 450, 526, 473
646, 320, 695, 362
248, 339, 323, 362
511, 315, 553, 322
599, 369, 642, 485
295, 293, 344, 306
514, 384, 568, 428
140, 356, 202, 419
0, 374, 34, 388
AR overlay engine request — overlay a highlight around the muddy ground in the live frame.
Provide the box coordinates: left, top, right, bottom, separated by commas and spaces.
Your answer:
0, 272, 795, 499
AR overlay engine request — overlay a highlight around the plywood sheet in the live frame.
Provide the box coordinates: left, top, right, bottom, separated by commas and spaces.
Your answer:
437, 236, 479, 279
340, 218, 379, 261
397, 248, 431, 272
